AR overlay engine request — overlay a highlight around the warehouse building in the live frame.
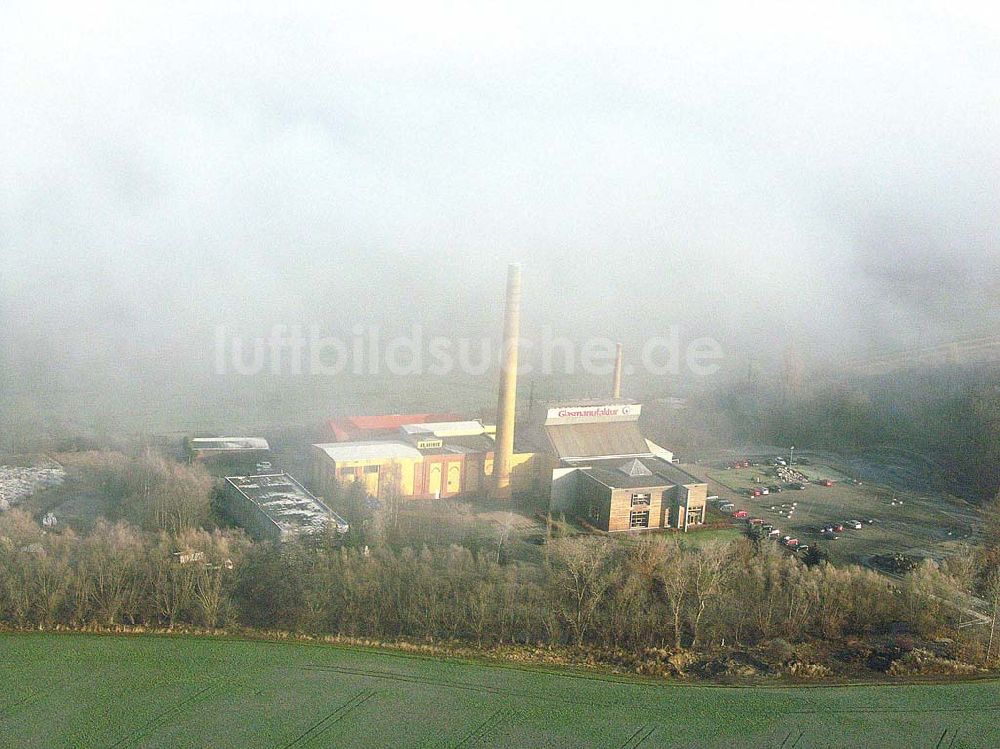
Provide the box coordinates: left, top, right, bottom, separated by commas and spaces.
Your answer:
224, 473, 348, 542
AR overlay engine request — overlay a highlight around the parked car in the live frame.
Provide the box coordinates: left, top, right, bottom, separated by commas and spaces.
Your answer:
748, 517, 764, 526
767, 485, 783, 493
818, 479, 834, 487
822, 531, 839, 540
832, 523, 844, 532
796, 545, 810, 554
768, 528, 781, 537
760, 487, 770, 495
734, 510, 749, 519
846, 520, 863, 530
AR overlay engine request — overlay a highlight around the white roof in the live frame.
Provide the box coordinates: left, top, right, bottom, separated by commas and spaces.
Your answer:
190, 437, 270, 451
399, 420, 485, 437
313, 441, 423, 462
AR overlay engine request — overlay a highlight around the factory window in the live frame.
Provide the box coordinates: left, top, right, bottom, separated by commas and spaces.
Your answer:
630, 493, 651, 506
364, 465, 380, 474
589, 504, 600, 521
629, 510, 650, 529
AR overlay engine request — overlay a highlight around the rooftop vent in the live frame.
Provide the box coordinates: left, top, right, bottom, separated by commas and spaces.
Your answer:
619, 458, 653, 477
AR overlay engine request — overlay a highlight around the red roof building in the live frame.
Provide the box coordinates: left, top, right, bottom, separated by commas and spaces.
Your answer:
326, 413, 461, 442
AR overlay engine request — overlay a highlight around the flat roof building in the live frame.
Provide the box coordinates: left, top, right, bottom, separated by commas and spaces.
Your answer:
186, 437, 271, 475
311, 418, 548, 502
189, 437, 270, 452
224, 473, 348, 542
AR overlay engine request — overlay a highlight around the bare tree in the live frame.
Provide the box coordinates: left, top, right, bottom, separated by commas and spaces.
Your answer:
688, 541, 732, 649
82, 520, 143, 625
642, 537, 688, 649
549, 537, 613, 646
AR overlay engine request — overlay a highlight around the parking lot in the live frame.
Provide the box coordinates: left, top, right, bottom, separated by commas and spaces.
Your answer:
688, 457, 980, 566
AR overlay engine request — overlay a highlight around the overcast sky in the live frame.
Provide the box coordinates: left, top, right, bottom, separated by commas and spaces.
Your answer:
3, 1, 999, 427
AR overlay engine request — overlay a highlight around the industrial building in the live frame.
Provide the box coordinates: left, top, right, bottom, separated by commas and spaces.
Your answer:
543, 399, 705, 531
311, 418, 550, 501
224, 473, 348, 542
309, 263, 706, 532
326, 413, 461, 442
186, 437, 271, 475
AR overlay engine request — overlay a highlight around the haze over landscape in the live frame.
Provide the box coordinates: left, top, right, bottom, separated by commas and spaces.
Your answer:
3, 1, 1000, 433
9, 5, 1000, 748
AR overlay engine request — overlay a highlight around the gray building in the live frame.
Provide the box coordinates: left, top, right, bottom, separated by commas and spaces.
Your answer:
224, 473, 348, 542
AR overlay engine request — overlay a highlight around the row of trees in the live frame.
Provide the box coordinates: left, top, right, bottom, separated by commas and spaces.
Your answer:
0, 507, 986, 658
0, 511, 245, 628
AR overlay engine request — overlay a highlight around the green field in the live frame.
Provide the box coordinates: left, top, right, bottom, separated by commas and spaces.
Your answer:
1, 635, 999, 748
677, 527, 742, 547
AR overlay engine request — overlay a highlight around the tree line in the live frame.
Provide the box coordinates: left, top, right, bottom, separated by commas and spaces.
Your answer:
2, 504, 997, 666
4, 446, 1000, 673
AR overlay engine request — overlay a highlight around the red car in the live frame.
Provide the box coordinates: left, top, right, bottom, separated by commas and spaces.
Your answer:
832, 523, 844, 532
733, 510, 749, 519
820, 479, 834, 487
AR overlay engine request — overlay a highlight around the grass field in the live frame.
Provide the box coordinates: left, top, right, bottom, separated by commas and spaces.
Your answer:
677, 527, 742, 547
2, 634, 999, 748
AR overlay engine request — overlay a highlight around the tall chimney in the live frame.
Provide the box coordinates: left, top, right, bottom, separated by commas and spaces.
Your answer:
493, 263, 521, 498
612, 342, 623, 399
